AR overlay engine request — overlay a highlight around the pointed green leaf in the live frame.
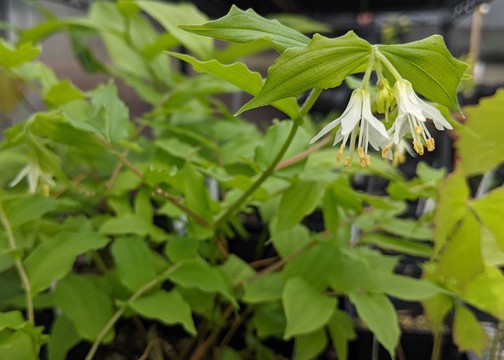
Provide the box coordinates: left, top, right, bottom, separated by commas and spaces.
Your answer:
453, 304, 489, 356
238, 32, 371, 113
168, 260, 234, 303
436, 211, 484, 290
167, 52, 299, 118
294, 328, 327, 360
48, 315, 80, 360
130, 290, 196, 335
111, 236, 156, 292
377, 35, 467, 110
25, 231, 109, 294
472, 187, 504, 252
136, 1, 212, 59
54, 275, 115, 342
433, 170, 469, 254
457, 90, 504, 175
327, 310, 356, 360
180, 5, 309, 52
282, 277, 336, 339
462, 267, 504, 320
349, 292, 399, 358
0, 40, 40, 68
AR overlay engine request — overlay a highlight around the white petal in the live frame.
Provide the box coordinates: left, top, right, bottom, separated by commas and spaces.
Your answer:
418, 102, 453, 130
368, 126, 389, 150
339, 93, 363, 136
310, 117, 342, 144
9, 165, 31, 188
362, 104, 389, 140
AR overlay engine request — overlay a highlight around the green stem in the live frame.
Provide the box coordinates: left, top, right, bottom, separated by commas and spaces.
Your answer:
214, 89, 322, 229
84, 262, 182, 360
0, 203, 34, 325
431, 330, 443, 360
373, 47, 403, 81
361, 53, 375, 90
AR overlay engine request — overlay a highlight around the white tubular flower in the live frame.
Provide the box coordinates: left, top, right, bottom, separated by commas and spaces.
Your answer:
9, 161, 55, 194
390, 79, 453, 155
310, 89, 389, 167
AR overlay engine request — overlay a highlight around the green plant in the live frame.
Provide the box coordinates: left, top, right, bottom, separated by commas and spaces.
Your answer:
0, 2, 503, 360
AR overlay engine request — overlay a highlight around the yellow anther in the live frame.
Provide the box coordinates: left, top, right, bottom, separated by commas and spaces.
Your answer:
365, 155, 371, 167
381, 145, 390, 159
357, 146, 365, 158
336, 144, 345, 162
42, 184, 50, 197
344, 156, 352, 167
413, 141, 424, 156
426, 138, 435, 151
415, 125, 423, 135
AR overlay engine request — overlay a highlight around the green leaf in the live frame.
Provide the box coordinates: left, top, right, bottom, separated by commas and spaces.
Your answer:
88, 81, 129, 143
44, 80, 83, 106
136, 1, 212, 60
180, 5, 309, 52
435, 211, 484, 291
181, 162, 213, 222
47, 315, 80, 360
3, 194, 57, 228
453, 304, 489, 356
0, 329, 38, 360
272, 13, 332, 34
251, 302, 286, 338
110, 236, 156, 292
327, 310, 356, 360
462, 267, 504, 320
24, 230, 109, 294
282, 242, 339, 291
282, 277, 336, 339
360, 233, 432, 257
349, 292, 399, 358
294, 328, 327, 360
274, 180, 322, 232
165, 236, 199, 263
270, 225, 311, 258
370, 274, 441, 301
457, 90, 504, 175
377, 217, 432, 240
54, 275, 115, 342
219, 255, 254, 287
238, 32, 371, 114
472, 187, 504, 252
243, 273, 283, 304
0, 40, 40, 68
168, 52, 299, 118
433, 170, 469, 254
377, 35, 467, 110
99, 213, 167, 243
168, 260, 234, 303
255, 121, 310, 176
423, 294, 453, 334
130, 289, 196, 335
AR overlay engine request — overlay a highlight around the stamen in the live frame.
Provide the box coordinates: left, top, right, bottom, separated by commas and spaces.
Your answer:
336, 144, 345, 162
344, 156, 352, 167
415, 125, 423, 135
426, 138, 435, 151
382, 145, 390, 159
365, 155, 371, 167
357, 146, 365, 159
413, 140, 424, 155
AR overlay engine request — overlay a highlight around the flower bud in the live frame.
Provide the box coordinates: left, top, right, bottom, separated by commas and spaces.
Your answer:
376, 79, 395, 121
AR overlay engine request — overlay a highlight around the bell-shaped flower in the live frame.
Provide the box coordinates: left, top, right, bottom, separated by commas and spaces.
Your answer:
9, 161, 55, 193
390, 79, 452, 155
310, 89, 389, 167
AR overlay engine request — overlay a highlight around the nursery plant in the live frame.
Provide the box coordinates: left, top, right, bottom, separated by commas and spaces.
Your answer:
0, 1, 504, 359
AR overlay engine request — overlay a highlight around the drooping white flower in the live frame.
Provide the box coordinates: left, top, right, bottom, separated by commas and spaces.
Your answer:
390, 79, 452, 155
310, 89, 389, 167
9, 161, 55, 193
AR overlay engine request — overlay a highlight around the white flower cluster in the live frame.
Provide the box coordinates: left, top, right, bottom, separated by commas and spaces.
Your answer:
311, 78, 452, 167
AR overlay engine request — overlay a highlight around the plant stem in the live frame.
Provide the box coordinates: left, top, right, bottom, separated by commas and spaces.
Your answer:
96, 137, 212, 229
431, 330, 443, 360
0, 203, 34, 325
214, 88, 323, 229
84, 262, 181, 360
275, 135, 332, 170
373, 47, 403, 81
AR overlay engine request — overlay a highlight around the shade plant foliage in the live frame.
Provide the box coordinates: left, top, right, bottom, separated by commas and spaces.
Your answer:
0, 1, 504, 360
